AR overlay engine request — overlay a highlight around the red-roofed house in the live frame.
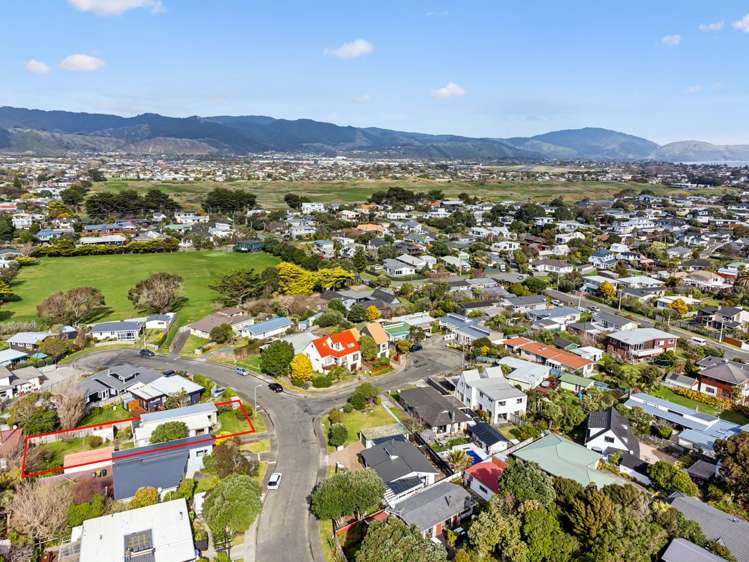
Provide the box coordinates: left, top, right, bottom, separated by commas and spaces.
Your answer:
0, 427, 22, 470
304, 329, 362, 372
503, 336, 594, 376
63, 447, 114, 475
463, 457, 507, 501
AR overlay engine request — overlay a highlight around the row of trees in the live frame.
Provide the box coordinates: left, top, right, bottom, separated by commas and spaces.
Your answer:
85, 189, 180, 220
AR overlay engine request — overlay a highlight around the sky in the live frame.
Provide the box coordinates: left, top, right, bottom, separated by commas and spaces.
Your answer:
1, 0, 749, 145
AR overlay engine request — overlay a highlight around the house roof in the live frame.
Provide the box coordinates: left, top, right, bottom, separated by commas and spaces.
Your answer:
399, 387, 471, 427
503, 337, 593, 371
363, 322, 389, 345
359, 438, 437, 484
311, 329, 360, 359
661, 538, 728, 562
460, 368, 527, 401
72, 498, 195, 562
512, 433, 624, 488
242, 316, 291, 337
586, 407, 640, 457
6, 331, 53, 345
138, 402, 215, 425
668, 494, 749, 562
391, 481, 473, 531
129, 374, 204, 401
465, 457, 507, 494
112, 435, 210, 500
700, 362, 749, 386
470, 422, 508, 447
607, 327, 677, 345
90, 320, 144, 333
64, 447, 114, 470
0, 349, 28, 363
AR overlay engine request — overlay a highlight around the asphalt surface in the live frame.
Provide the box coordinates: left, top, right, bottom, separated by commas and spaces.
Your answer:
74, 341, 461, 562
546, 288, 749, 361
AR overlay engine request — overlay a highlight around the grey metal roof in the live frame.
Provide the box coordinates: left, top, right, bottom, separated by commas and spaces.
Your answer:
608, 327, 676, 345
243, 316, 292, 337
668, 494, 749, 562
392, 481, 473, 531
82, 364, 162, 395
112, 435, 210, 500
360, 438, 436, 484
90, 320, 143, 332
138, 402, 215, 424
662, 539, 727, 562
586, 407, 640, 457
399, 387, 471, 428
470, 422, 508, 447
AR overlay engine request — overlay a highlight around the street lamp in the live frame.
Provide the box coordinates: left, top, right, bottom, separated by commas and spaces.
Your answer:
252, 383, 263, 416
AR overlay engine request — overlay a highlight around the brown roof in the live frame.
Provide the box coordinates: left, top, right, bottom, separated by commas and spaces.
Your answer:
363, 322, 389, 345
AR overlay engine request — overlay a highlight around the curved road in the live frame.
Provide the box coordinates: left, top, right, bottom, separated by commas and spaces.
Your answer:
74, 343, 461, 562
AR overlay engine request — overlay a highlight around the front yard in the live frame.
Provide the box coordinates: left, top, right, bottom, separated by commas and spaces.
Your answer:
80, 403, 132, 425
323, 404, 397, 450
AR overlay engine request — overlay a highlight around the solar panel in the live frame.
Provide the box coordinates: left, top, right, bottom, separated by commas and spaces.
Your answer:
124, 529, 154, 560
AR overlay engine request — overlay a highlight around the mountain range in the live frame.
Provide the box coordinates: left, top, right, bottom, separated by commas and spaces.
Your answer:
0, 105, 747, 163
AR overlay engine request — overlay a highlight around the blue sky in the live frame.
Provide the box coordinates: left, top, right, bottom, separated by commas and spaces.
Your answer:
1, 0, 749, 144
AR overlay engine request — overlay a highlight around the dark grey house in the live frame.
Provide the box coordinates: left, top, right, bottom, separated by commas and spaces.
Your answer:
81, 364, 163, 405
398, 387, 471, 436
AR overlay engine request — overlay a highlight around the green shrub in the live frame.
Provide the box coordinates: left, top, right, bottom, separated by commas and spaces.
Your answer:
328, 409, 343, 424
328, 423, 349, 448
312, 375, 333, 388
343, 403, 353, 413
86, 435, 104, 448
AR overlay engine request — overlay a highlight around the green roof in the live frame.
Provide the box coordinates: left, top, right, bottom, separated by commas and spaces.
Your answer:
560, 373, 595, 388
383, 322, 410, 337
512, 433, 624, 488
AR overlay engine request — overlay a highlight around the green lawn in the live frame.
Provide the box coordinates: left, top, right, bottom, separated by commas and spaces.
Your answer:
5, 252, 279, 331
180, 335, 210, 356
80, 403, 132, 425
650, 386, 720, 415
323, 404, 395, 448
27, 437, 103, 472
218, 408, 253, 434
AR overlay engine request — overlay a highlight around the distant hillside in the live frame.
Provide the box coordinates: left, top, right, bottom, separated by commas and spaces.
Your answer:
652, 140, 749, 162
502, 127, 659, 160
0, 105, 746, 162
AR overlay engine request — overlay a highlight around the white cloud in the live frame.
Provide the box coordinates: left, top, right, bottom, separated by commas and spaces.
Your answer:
353, 93, 371, 103
698, 20, 724, 31
426, 10, 448, 17
60, 54, 106, 72
432, 82, 467, 99
324, 39, 374, 60
25, 59, 51, 74
661, 34, 682, 46
733, 14, 749, 32
686, 84, 703, 94
67, 0, 164, 16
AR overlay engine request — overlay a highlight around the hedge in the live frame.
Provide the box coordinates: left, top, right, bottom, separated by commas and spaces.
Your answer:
31, 238, 179, 257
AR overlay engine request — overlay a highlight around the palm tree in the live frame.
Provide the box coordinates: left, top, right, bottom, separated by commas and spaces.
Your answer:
447, 449, 472, 472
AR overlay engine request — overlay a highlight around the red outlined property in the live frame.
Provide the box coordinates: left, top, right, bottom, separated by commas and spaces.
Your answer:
21, 398, 256, 478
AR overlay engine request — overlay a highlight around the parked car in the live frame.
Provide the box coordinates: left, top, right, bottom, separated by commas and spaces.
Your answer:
267, 472, 282, 489
236, 367, 249, 376
268, 382, 283, 393
691, 336, 707, 346
410, 344, 423, 352
163, 369, 176, 376
139, 349, 155, 358
211, 386, 226, 398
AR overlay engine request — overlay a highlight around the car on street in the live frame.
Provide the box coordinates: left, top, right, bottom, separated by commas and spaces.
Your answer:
267, 472, 282, 489
410, 344, 423, 352
236, 367, 249, 376
211, 386, 226, 398
691, 336, 707, 346
139, 349, 155, 358
268, 382, 283, 393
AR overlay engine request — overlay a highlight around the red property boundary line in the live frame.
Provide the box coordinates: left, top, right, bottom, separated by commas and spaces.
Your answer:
21, 398, 255, 479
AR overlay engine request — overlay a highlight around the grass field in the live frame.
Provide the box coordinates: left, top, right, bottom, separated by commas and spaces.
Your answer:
651, 385, 749, 424
95, 178, 711, 210
323, 404, 395, 449
4, 251, 279, 329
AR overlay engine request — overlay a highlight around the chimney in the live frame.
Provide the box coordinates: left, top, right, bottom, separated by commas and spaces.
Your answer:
385, 447, 398, 461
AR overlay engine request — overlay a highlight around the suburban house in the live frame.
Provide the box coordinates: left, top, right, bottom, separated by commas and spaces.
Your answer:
624, 392, 746, 455
661, 538, 728, 562
455, 367, 527, 424
81, 364, 163, 406
532, 259, 574, 275
0, 366, 44, 400
188, 308, 254, 339
470, 422, 511, 455
0, 348, 28, 367
133, 403, 217, 446
112, 435, 213, 500
503, 337, 595, 376
526, 306, 582, 331
6, 331, 52, 352
89, 320, 145, 343
359, 437, 439, 504
584, 407, 640, 457
233, 239, 265, 253
593, 311, 639, 332
606, 328, 678, 361
496, 356, 550, 390
239, 316, 293, 340
359, 424, 409, 449
361, 322, 390, 358
128, 374, 205, 411
696, 306, 749, 331
696, 360, 749, 403
59, 498, 196, 562
390, 481, 474, 539
303, 329, 362, 372
439, 313, 497, 345
560, 373, 596, 393
383, 258, 416, 277
512, 433, 625, 488
399, 387, 471, 436
0, 427, 23, 470
463, 457, 507, 501
668, 494, 749, 562
63, 447, 114, 476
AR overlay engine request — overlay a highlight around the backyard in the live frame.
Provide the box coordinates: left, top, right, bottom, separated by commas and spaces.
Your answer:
650, 385, 749, 425
4, 251, 279, 335
323, 404, 398, 450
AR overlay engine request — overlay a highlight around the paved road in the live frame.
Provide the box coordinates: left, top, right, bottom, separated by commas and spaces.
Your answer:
74, 341, 461, 562
546, 288, 749, 361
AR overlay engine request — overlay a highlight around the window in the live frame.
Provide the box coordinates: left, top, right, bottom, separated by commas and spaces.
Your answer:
516, 398, 523, 404
604, 436, 615, 443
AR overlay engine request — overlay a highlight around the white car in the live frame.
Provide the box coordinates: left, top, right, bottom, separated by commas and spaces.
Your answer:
267, 472, 282, 490
691, 336, 707, 346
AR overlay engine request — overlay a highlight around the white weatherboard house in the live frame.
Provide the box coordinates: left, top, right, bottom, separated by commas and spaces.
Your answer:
133, 402, 218, 446
60, 498, 196, 562
455, 366, 527, 424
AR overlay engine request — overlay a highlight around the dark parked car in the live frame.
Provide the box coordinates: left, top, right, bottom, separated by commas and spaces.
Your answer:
139, 349, 155, 358
268, 382, 283, 393
410, 344, 423, 352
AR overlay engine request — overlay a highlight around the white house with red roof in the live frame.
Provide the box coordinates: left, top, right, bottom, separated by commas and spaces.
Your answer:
303, 329, 362, 372
463, 457, 507, 502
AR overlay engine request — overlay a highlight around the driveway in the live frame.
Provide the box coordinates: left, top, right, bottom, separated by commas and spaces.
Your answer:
73, 342, 461, 562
